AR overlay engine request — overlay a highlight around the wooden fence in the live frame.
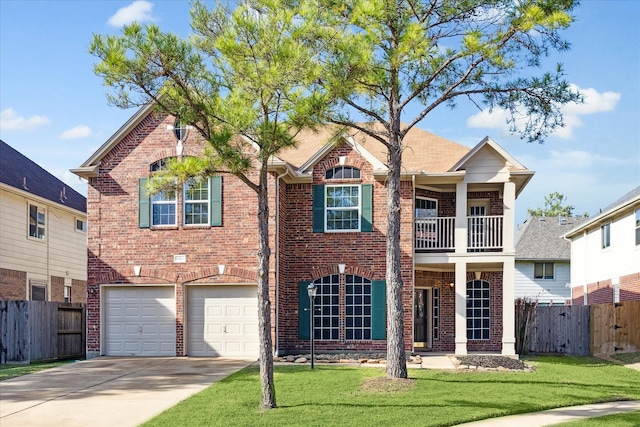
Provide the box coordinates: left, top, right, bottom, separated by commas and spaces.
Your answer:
518, 301, 640, 356
0, 301, 85, 364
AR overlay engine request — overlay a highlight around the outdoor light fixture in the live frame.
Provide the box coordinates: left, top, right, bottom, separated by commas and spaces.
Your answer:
307, 283, 318, 369
133, 266, 142, 276
338, 263, 346, 274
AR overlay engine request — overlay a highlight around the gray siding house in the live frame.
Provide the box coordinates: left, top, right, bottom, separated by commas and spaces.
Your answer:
514, 216, 585, 305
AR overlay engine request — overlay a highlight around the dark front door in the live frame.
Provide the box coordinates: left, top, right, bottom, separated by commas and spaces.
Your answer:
414, 289, 430, 348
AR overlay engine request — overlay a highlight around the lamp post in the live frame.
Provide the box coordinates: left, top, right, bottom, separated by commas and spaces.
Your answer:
307, 283, 317, 369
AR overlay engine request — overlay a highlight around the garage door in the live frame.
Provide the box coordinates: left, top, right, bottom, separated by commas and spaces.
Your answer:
187, 285, 258, 357
104, 286, 176, 356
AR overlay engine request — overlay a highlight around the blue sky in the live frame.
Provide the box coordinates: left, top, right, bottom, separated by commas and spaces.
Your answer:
1, 0, 638, 225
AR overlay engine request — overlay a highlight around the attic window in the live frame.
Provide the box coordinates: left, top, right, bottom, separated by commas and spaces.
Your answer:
325, 166, 360, 180
173, 119, 189, 142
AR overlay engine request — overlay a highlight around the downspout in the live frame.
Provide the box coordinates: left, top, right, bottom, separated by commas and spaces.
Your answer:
274, 170, 287, 357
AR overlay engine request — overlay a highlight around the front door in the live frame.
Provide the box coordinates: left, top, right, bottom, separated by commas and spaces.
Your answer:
413, 288, 431, 349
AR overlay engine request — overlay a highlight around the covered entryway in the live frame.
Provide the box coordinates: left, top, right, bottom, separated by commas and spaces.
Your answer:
187, 285, 258, 357
103, 286, 176, 356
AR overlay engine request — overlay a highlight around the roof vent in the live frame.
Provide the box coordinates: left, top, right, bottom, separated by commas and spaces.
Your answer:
22, 177, 29, 190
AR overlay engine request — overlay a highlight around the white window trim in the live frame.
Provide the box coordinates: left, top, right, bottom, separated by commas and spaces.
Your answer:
416, 197, 438, 219
183, 178, 210, 226
601, 222, 611, 249
325, 184, 361, 233
75, 217, 87, 233
534, 262, 555, 280
28, 203, 46, 241
151, 190, 178, 227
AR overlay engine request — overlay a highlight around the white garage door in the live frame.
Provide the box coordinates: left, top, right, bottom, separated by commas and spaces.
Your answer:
187, 285, 258, 357
104, 286, 176, 356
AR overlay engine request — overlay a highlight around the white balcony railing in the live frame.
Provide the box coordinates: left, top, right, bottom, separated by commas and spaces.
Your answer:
467, 216, 503, 250
414, 217, 455, 250
414, 216, 504, 251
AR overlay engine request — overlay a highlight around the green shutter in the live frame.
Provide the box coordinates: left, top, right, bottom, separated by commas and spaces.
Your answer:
138, 178, 150, 228
210, 176, 222, 226
361, 184, 373, 232
371, 280, 386, 339
312, 185, 324, 233
298, 282, 311, 339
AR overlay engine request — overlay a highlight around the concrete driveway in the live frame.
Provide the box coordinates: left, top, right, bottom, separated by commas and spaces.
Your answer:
0, 357, 255, 427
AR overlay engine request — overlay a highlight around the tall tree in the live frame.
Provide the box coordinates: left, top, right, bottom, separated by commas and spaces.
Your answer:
527, 191, 575, 217
90, 0, 325, 409
310, 0, 581, 379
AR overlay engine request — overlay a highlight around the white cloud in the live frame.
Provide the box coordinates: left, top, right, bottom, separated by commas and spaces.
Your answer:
60, 125, 92, 140
466, 85, 621, 139
108, 1, 155, 27
0, 108, 50, 131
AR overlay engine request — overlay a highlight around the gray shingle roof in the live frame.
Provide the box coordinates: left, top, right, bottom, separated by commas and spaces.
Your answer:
515, 216, 586, 260
0, 140, 86, 213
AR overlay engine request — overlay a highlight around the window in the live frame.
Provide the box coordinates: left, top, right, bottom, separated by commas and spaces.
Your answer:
152, 189, 177, 226
416, 198, 437, 218
75, 218, 87, 233
64, 285, 71, 303
298, 277, 385, 341
345, 275, 372, 340
31, 284, 46, 301
534, 262, 555, 280
636, 209, 640, 246
325, 166, 360, 180
138, 162, 222, 228
184, 178, 210, 225
326, 185, 360, 231
313, 275, 340, 340
28, 204, 46, 239
466, 280, 490, 340
313, 184, 372, 233
601, 222, 611, 248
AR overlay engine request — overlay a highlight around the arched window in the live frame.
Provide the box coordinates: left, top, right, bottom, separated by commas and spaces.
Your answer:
325, 166, 360, 180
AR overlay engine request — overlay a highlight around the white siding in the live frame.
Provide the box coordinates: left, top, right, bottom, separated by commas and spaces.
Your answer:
463, 147, 511, 183
0, 188, 87, 299
514, 261, 571, 305
570, 211, 640, 288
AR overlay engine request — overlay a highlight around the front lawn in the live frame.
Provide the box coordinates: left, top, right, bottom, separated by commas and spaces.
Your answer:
0, 360, 72, 381
143, 356, 640, 427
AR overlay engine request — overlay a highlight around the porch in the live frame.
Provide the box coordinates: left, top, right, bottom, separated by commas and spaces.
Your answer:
414, 215, 504, 252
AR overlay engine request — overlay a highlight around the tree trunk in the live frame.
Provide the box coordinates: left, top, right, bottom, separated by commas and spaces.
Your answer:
385, 122, 408, 379
257, 167, 276, 408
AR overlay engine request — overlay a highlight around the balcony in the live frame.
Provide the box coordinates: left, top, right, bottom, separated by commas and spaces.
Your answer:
415, 216, 504, 252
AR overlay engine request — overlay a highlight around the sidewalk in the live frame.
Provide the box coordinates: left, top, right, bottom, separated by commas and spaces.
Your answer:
455, 400, 640, 426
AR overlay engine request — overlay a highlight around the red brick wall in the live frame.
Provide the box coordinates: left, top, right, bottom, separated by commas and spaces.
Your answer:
571, 285, 585, 306
620, 273, 640, 302
586, 280, 613, 304
71, 279, 87, 303
51, 276, 65, 302
277, 143, 414, 354
85, 113, 263, 356
0, 268, 27, 300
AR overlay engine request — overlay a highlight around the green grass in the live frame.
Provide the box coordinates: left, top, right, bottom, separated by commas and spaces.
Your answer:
556, 411, 640, 426
143, 356, 640, 427
611, 352, 640, 364
0, 360, 72, 381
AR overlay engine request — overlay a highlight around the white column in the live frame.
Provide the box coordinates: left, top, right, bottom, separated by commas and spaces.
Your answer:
502, 257, 516, 355
454, 260, 467, 355
503, 180, 516, 253
455, 181, 467, 254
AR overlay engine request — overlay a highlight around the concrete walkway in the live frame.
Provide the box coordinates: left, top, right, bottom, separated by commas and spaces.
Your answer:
0, 357, 254, 427
455, 400, 640, 426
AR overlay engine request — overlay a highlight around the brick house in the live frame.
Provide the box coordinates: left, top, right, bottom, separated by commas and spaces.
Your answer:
72, 104, 533, 358
564, 186, 640, 305
0, 140, 87, 303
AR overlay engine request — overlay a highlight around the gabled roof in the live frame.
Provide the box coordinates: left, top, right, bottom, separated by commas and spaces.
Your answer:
563, 185, 640, 239
0, 140, 86, 213
515, 216, 587, 260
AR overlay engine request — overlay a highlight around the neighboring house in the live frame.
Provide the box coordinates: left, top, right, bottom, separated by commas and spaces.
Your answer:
564, 186, 640, 305
0, 140, 87, 303
514, 216, 585, 305
71, 104, 534, 359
